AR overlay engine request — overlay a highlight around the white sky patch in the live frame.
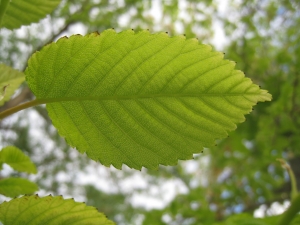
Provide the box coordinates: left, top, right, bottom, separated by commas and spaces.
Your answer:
71, 161, 190, 210
75, 168, 120, 194
254, 201, 290, 218
131, 178, 188, 210
211, 20, 228, 50
90, 8, 100, 21
178, 0, 191, 24
121, 173, 148, 191
148, 0, 163, 23
0, 164, 14, 177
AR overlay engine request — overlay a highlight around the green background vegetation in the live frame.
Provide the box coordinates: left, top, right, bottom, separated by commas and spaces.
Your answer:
0, 0, 299, 224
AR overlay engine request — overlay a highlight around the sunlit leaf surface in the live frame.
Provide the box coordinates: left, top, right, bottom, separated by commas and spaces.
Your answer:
0, 0, 61, 29
0, 64, 24, 106
0, 195, 115, 225
0, 178, 38, 197
26, 29, 271, 169
0, 146, 37, 174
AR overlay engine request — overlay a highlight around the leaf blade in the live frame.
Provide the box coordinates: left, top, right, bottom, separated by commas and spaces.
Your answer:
0, 64, 25, 106
0, 178, 38, 197
0, 195, 115, 225
0, 0, 61, 29
25, 29, 271, 169
0, 146, 37, 174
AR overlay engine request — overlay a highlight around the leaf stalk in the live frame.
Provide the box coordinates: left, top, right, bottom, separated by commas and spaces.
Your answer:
0, 99, 43, 120
277, 193, 300, 225
277, 158, 298, 200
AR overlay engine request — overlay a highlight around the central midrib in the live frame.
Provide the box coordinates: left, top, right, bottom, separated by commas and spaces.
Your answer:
0, 92, 259, 120
40, 92, 258, 103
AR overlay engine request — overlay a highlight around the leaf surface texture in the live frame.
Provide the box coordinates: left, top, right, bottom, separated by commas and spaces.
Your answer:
0, 0, 61, 29
26, 29, 271, 169
0, 195, 115, 225
0, 178, 38, 197
0, 64, 24, 106
0, 146, 37, 174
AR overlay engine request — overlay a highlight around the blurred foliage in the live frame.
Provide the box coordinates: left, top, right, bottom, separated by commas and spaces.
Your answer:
0, 0, 299, 224
213, 213, 300, 225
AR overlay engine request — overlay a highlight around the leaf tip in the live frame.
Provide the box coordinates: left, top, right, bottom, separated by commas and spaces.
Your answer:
258, 89, 272, 102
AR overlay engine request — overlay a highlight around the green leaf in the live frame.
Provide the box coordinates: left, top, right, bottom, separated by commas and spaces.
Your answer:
0, 0, 61, 29
25, 29, 271, 170
0, 195, 115, 225
214, 213, 300, 225
0, 146, 37, 174
0, 178, 38, 197
213, 214, 270, 225
0, 64, 25, 106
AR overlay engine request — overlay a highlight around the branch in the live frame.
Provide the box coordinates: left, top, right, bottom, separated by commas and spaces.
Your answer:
0, 99, 43, 120
277, 193, 300, 225
0, 87, 33, 113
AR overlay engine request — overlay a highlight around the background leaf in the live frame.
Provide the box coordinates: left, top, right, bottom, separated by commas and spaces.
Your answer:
0, 146, 37, 174
213, 213, 300, 225
213, 214, 269, 225
0, 64, 25, 106
25, 29, 271, 170
0, 0, 61, 29
0, 195, 115, 225
0, 177, 38, 197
